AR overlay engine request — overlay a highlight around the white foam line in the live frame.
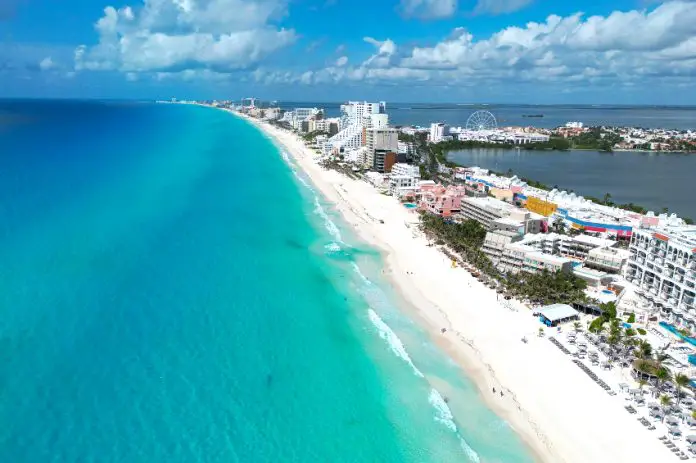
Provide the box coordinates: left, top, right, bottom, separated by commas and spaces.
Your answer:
368, 308, 424, 378
350, 262, 372, 286
313, 196, 343, 243
428, 389, 481, 462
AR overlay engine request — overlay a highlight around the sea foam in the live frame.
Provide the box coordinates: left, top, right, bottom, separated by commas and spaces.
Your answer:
368, 309, 424, 378
428, 389, 481, 462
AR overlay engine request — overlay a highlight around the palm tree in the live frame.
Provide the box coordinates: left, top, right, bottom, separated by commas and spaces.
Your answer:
637, 340, 653, 359
638, 378, 648, 391
674, 373, 690, 404
660, 394, 672, 419
573, 321, 581, 332
655, 367, 671, 393
538, 327, 545, 337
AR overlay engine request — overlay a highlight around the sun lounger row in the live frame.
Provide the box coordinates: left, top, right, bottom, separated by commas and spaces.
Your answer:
659, 436, 690, 460
638, 416, 657, 431
572, 359, 616, 395
549, 337, 571, 354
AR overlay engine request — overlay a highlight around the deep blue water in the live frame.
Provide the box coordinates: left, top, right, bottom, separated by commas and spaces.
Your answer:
0, 101, 534, 462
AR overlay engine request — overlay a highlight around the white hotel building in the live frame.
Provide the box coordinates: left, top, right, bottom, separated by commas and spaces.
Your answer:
625, 224, 696, 328
388, 163, 420, 197
323, 101, 387, 155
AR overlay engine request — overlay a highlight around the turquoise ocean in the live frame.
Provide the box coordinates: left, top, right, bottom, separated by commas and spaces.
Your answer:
0, 100, 535, 462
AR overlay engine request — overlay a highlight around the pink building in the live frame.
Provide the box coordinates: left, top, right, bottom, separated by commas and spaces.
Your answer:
418, 185, 467, 217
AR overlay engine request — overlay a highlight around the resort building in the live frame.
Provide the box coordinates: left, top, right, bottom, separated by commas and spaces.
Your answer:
365, 127, 399, 172
624, 224, 696, 328
496, 242, 574, 275
458, 197, 545, 234
460, 168, 673, 239
585, 246, 629, 274
419, 185, 467, 217
482, 230, 522, 265
323, 101, 387, 156
514, 232, 626, 274
429, 123, 449, 143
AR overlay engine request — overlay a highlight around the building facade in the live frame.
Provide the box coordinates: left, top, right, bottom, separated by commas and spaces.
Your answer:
429, 123, 449, 143
366, 128, 399, 172
625, 226, 696, 327
459, 197, 544, 234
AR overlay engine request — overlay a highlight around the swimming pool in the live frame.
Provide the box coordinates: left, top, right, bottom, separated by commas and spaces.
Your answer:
660, 321, 696, 347
403, 203, 417, 209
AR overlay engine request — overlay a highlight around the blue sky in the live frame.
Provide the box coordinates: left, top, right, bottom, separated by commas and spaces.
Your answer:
1, 0, 695, 103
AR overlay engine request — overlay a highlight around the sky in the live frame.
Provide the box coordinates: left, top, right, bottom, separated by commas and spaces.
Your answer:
1, 0, 696, 103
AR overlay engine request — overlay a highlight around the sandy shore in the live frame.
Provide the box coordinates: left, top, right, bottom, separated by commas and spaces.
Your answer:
220, 108, 675, 463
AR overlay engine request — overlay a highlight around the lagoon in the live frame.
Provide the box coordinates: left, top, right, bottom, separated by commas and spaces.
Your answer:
447, 148, 696, 220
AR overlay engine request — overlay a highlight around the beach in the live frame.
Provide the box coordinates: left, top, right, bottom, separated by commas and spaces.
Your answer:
227, 108, 677, 463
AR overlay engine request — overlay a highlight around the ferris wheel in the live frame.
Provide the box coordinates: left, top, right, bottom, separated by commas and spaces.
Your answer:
466, 110, 498, 131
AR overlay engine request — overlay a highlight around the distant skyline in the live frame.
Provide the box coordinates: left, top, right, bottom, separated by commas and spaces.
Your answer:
1, 1, 696, 104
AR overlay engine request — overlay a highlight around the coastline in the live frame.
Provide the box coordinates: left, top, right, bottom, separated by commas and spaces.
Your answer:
213, 106, 675, 463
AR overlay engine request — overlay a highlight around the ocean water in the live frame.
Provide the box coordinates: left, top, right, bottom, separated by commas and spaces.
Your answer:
0, 100, 534, 462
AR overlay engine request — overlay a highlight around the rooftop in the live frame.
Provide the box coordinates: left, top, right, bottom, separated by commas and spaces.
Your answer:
527, 251, 572, 266
463, 196, 518, 215
539, 304, 580, 322
572, 234, 617, 247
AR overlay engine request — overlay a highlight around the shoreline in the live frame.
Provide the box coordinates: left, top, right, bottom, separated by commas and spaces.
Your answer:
210, 106, 675, 463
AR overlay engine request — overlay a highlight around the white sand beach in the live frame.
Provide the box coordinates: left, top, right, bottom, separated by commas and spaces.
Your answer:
226, 108, 676, 463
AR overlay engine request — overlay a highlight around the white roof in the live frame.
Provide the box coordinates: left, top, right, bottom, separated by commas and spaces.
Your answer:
539, 304, 579, 322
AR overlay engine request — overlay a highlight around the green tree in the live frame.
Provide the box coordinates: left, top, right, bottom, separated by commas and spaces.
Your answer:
660, 394, 672, 409
655, 367, 671, 392
637, 340, 653, 359
674, 373, 690, 404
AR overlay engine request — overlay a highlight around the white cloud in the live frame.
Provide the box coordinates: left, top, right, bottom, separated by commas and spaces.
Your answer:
400, 0, 457, 19
76, 0, 296, 74
39, 57, 55, 71
267, 1, 696, 93
473, 0, 534, 15
335, 56, 348, 66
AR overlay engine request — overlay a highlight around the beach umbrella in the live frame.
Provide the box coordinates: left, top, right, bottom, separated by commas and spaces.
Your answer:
687, 435, 696, 445
666, 416, 680, 425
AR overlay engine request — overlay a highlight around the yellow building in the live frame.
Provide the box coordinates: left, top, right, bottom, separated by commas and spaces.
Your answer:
525, 196, 557, 217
